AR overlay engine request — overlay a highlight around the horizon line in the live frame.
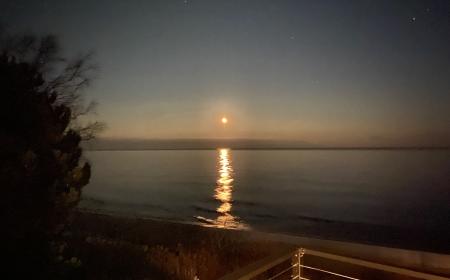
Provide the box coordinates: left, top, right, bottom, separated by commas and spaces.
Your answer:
85, 146, 450, 151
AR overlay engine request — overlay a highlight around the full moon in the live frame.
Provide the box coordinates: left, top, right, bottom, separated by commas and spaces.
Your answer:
221, 117, 228, 124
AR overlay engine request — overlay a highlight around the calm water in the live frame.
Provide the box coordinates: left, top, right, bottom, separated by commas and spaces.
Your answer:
81, 149, 450, 250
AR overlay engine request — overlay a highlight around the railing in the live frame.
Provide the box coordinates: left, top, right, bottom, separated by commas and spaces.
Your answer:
220, 248, 450, 280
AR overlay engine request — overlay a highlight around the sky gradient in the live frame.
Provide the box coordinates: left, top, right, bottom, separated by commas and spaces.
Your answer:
2, 0, 450, 146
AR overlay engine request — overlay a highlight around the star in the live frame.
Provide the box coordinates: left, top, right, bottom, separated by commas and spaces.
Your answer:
411, 17, 416, 22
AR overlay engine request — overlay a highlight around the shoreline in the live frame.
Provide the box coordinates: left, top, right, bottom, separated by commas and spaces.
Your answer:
71, 209, 295, 279
74, 208, 450, 277
78, 206, 450, 255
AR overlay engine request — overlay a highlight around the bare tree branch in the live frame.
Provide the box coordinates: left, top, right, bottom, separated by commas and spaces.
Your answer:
1, 27, 104, 141
73, 121, 106, 141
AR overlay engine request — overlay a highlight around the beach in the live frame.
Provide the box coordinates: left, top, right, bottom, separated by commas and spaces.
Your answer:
69, 210, 293, 279
69, 210, 450, 279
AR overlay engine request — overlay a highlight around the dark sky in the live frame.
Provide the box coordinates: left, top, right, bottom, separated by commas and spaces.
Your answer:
2, 0, 450, 146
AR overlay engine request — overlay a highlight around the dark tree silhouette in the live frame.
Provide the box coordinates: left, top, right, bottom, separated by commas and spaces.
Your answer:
0, 30, 102, 277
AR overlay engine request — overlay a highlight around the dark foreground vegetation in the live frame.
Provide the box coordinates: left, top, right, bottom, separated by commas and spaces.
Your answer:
0, 29, 102, 278
68, 211, 292, 279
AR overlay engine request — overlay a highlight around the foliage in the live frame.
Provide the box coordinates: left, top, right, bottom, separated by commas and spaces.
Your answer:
67, 212, 293, 279
0, 30, 101, 277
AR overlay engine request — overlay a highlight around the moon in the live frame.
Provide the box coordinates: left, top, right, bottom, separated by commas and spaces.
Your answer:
221, 117, 228, 124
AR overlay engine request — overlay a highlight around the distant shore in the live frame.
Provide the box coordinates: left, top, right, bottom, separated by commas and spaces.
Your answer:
82, 137, 450, 151
85, 147, 450, 151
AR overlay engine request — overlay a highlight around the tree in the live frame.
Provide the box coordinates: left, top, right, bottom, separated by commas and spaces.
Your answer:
0, 29, 102, 277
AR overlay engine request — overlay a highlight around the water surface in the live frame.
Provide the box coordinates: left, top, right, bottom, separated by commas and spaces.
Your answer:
80, 149, 450, 251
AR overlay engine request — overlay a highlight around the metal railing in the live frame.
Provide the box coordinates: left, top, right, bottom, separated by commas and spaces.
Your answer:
220, 248, 450, 280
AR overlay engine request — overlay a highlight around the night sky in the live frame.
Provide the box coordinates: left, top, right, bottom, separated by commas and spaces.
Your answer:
2, 0, 450, 146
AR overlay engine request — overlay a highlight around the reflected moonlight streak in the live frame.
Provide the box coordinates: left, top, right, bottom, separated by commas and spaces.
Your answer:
196, 148, 247, 229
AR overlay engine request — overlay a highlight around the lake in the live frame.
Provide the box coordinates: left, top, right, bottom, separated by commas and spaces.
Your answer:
80, 149, 450, 252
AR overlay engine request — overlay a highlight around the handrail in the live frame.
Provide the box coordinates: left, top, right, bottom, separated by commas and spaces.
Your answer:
219, 247, 450, 280
266, 264, 296, 280
303, 249, 449, 280
299, 264, 359, 280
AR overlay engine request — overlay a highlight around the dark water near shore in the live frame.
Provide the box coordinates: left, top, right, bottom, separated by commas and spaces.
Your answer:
80, 149, 450, 252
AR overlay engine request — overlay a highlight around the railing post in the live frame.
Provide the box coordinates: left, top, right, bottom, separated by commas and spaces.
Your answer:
292, 248, 305, 279
298, 248, 301, 279
298, 248, 305, 279
291, 250, 299, 278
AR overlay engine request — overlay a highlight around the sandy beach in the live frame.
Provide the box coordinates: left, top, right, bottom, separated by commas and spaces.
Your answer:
69, 209, 450, 279
69, 210, 294, 279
